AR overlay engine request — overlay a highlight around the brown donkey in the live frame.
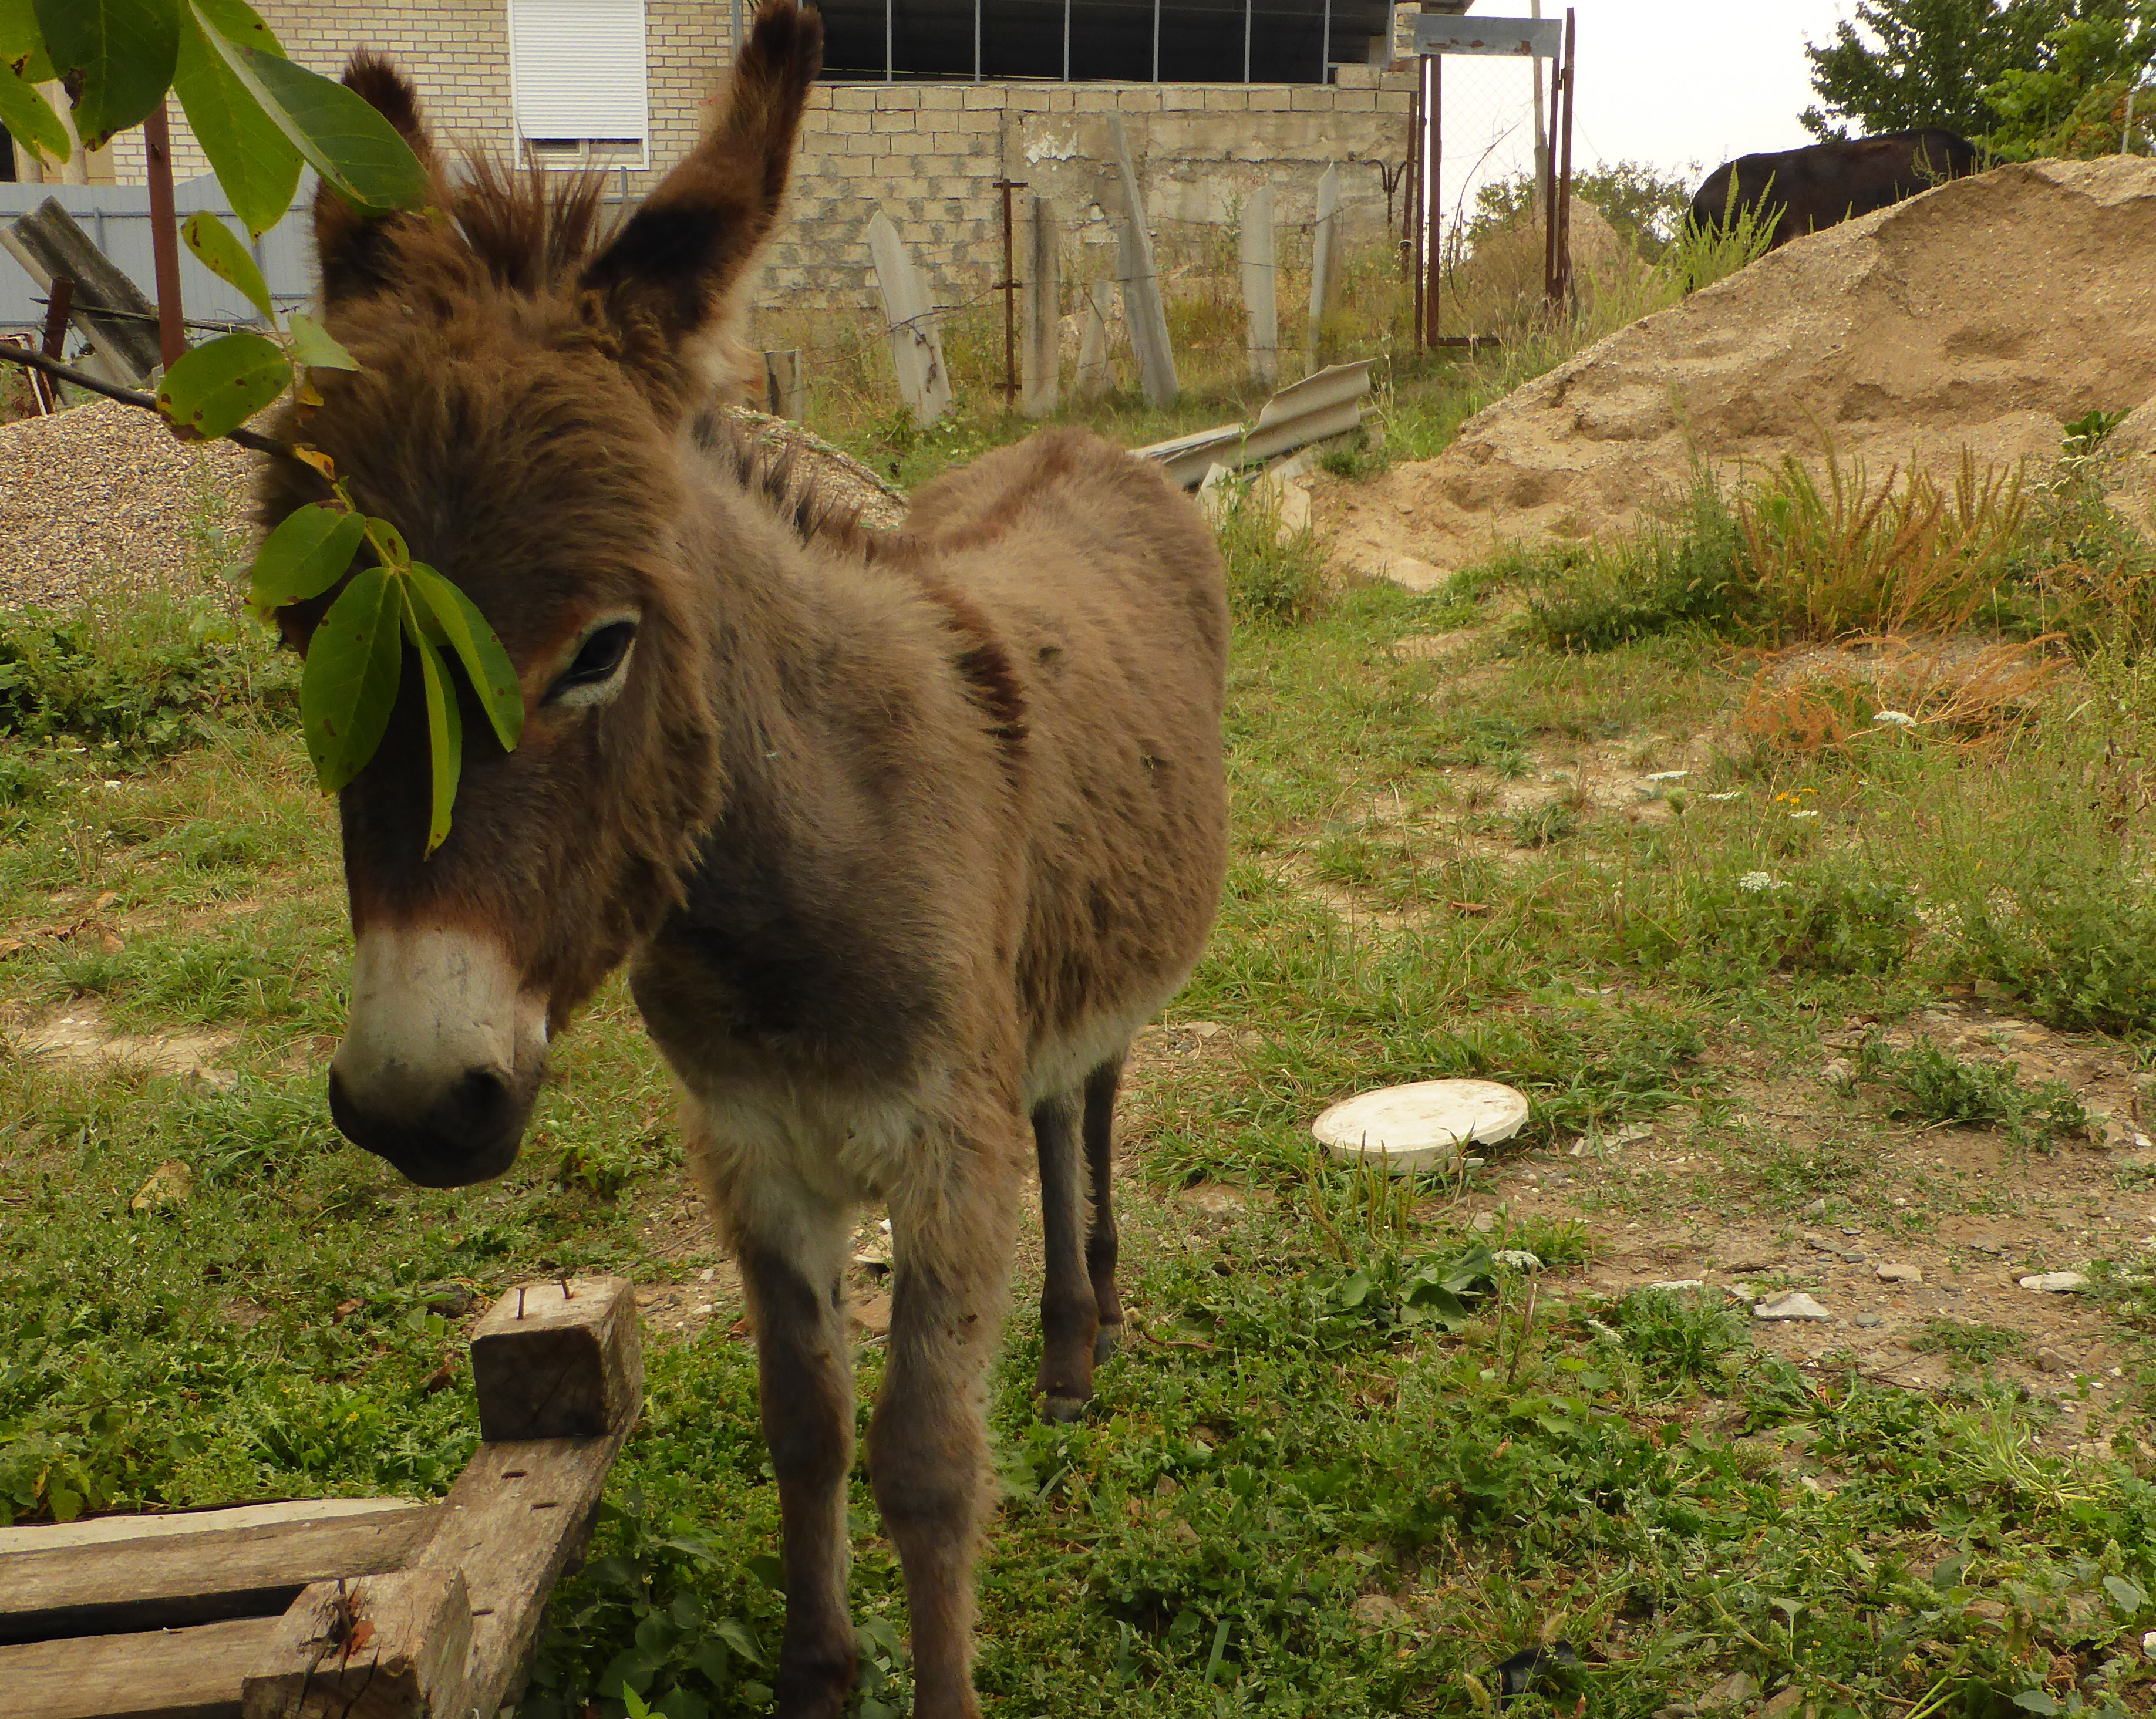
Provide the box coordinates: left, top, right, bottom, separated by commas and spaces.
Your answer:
260, 5, 1227, 1713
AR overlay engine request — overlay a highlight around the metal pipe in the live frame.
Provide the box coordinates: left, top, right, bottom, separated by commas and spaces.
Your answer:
885, 0, 893, 82
1320, 0, 1330, 83
975, 0, 981, 80
1409, 59, 1424, 340
1556, 8, 1576, 304
1152, 0, 1159, 82
1424, 54, 1440, 346
1244, 0, 1251, 84
1063, 0, 1070, 80
142, 100, 185, 369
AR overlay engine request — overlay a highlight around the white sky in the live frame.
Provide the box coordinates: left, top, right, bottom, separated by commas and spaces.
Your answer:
1436, 1, 1866, 209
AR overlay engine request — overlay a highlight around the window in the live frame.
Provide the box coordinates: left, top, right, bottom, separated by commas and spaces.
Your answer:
508, 0, 651, 166
819, 0, 1381, 83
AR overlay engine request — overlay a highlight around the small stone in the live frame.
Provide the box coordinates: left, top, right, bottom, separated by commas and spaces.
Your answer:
1352, 1593, 1407, 1632
1701, 1671, 1758, 1711
1803, 1197, 1829, 1217
1819, 1058, 1854, 1087
130, 1159, 193, 1212
1755, 1291, 1832, 1322
2019, 1272, 2091, 1293
1653, 1708, 1699, 1719
1854, 1313, 1884, 1328
2143, 1629, 2156, 1657
1762, 1689, 1807, 1719
1877, 1263, 1922, 1283
1471, 1211, 1497, 1233
420, 1281, 475, 1317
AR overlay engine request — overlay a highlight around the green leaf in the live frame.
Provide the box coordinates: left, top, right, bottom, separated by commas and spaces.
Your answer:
172, 5, 299, 237
0, 56, 67, 163
2013, 1694, 2060, 1715
188, 0, 278, 52
155, 330, 289, 441
0, 0, 54, 73
190, 1, 427, 212
248, 502, 363, 616
745, 1552, 784, 1592
34, 0, 178, 150
407, 563, 523, 754
713, 1617, 764, 1667
300, 564, 401, 793
285, 312, 357, 372
180, 211, 274, 323
403, 596, 461, 856
2104, 1574, 2147, 1614
366, 517, 410, 571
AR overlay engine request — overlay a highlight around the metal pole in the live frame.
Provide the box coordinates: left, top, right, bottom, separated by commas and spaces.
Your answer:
142, 100, 185, 370
993, 176, 1026, 405
1063, 0, 1070, 80
1531, 0, 1548, 211
1152, 0, 1160, 82
1402, 68, 1419, 282
1557, 8, 1575, 304
1424, 55, 1441, 346
1244, 0, 1251, 84
1319, 0, 1330, 84
885, 0, 893, 82
1543, 46, 1558, 302
975, 0, 982, 80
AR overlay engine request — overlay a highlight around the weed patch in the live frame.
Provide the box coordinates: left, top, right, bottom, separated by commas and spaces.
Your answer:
1857, 1036, 2091, 1150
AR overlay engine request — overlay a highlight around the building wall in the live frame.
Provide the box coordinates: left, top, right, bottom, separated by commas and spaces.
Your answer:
87, 1, 1409, 318
764, 66, 1414, 313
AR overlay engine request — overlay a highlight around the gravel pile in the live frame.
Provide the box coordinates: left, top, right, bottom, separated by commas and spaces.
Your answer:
0, 399, 908, 616
0, 397, 256, 611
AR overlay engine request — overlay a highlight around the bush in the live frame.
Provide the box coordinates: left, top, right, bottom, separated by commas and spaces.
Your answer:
0, 590, 296, 760
1214, 480, 1329, 628
1857, 1035, 2090, 1149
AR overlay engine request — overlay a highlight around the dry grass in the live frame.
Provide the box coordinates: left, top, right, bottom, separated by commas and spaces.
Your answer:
1736, 635, 2064, 760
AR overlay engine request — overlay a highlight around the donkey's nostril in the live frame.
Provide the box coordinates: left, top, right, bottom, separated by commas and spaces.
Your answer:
449, 1064, 516, 1132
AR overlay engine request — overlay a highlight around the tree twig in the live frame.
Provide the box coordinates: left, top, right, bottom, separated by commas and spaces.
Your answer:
0, 341, 291, 459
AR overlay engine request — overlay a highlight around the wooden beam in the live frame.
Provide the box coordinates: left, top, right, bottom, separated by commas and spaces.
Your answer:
240, 1570, 471, 1719
415, 1424, 636, 1716
7, 198, 163, 383
469, 1275, 641, 1444
2, 1613, 278, 1719
0, 1500, 441, 1646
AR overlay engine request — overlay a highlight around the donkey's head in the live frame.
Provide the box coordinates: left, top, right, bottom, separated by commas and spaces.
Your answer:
260, 2, 823, 1187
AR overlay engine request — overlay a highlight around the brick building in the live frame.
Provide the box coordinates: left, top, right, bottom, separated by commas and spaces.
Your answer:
35, 1, 1416, 309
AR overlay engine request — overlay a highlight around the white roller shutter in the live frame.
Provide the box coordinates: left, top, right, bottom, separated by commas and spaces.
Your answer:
508, 0, 650, 142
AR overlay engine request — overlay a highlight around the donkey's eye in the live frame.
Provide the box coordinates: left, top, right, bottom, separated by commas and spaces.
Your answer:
546, 620, 638, 707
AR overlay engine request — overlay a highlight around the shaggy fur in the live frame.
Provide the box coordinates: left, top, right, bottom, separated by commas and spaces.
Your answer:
261, 7, 1228, 1715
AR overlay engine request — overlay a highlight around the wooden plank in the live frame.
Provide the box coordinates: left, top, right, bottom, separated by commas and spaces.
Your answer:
469, 1275, 642, 1444
864, 208, 951, 429
2, 1614, 278, 1719
1103, 114, 1177, 406
241, 1570, 471, 1719
1020, 194, 1059, 419
9, 198, 164, 382
1, 1502, 441, 1646
0, 1498, 420, 1554
1306, 163, 1341, 375
1074, 279, 1115, 399
762, 348, 804, 420
0, 225, 136, 390
1239, 183, 1278, 387
416, 1425, 635, 1717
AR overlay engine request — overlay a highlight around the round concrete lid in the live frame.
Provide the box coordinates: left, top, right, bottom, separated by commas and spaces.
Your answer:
1312, 1079, 1531, 1174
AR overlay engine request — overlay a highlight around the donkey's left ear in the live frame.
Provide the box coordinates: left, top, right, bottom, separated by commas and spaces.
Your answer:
315, 51, 452, 308
580, 0, 822, 382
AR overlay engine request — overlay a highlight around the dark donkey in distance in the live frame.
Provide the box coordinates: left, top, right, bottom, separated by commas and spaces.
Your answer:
259, 4, 1228, 1713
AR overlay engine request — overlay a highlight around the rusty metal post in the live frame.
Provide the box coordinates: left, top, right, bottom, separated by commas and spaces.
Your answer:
142, 100, 185, 370
1542, 46, 1560, 304
1409, 59, 1426, 343
1423, 54, 1441, 348
993, 176, 1026, 407
31, 277, 71, 411
1555, 8, 1576, 306
1401, 72, 1419, 281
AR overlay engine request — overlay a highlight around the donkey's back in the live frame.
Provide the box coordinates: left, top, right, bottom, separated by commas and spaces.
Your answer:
903, 427, 1229, 1101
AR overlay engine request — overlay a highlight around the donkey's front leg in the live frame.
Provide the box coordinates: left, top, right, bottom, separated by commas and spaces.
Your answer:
871, 1124, 1025, 1719
708, 1165, 860, 1718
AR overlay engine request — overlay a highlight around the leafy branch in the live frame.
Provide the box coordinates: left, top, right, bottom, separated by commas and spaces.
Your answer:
0, 0, 520, 855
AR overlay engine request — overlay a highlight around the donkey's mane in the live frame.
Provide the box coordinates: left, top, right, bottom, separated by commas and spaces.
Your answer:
695, 410, 894, 562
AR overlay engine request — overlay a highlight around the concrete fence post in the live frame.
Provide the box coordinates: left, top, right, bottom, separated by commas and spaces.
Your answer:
1021, 195, 1060, 418
1103, 113, 1178, 406
865, 208, 951, 429
1240, 184, 1278, 387
1074, 279, 1116, 399
1306, 163, 1342, 375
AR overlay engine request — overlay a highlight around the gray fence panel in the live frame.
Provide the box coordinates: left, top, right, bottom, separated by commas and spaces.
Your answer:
0, 174, 316, 340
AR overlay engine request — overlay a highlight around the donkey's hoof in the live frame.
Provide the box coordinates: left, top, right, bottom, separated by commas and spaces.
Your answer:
1094, 1320, 1123, 1364
1042, 1391, 1090, 1425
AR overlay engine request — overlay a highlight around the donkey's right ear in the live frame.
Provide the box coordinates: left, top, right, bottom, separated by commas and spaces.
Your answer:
314, 51, 450, 308
578, 1, 823, 377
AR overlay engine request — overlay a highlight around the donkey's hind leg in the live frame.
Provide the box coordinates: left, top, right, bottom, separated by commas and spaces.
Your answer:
1083, 1051, 1128, 1362
1033, 1087, 1097, 1423
696, 1151, 859, 1719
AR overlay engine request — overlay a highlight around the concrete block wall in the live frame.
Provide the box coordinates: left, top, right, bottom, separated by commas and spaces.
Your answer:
762, 65, 1415, 312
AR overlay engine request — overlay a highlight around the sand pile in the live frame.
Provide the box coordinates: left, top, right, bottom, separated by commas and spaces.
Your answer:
1328, 156, 2156, 588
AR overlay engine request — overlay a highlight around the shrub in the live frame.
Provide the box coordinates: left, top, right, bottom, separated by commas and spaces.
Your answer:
1857, 1035, 2090, 1150
1213, 480, 1330, 628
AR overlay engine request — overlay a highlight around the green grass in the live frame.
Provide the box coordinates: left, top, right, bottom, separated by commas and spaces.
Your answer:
9, 448, 2156, 1719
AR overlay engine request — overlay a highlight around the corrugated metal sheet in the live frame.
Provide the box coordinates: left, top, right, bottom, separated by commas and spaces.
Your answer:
508, 0, 649, 141
0, 174, 315, 339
